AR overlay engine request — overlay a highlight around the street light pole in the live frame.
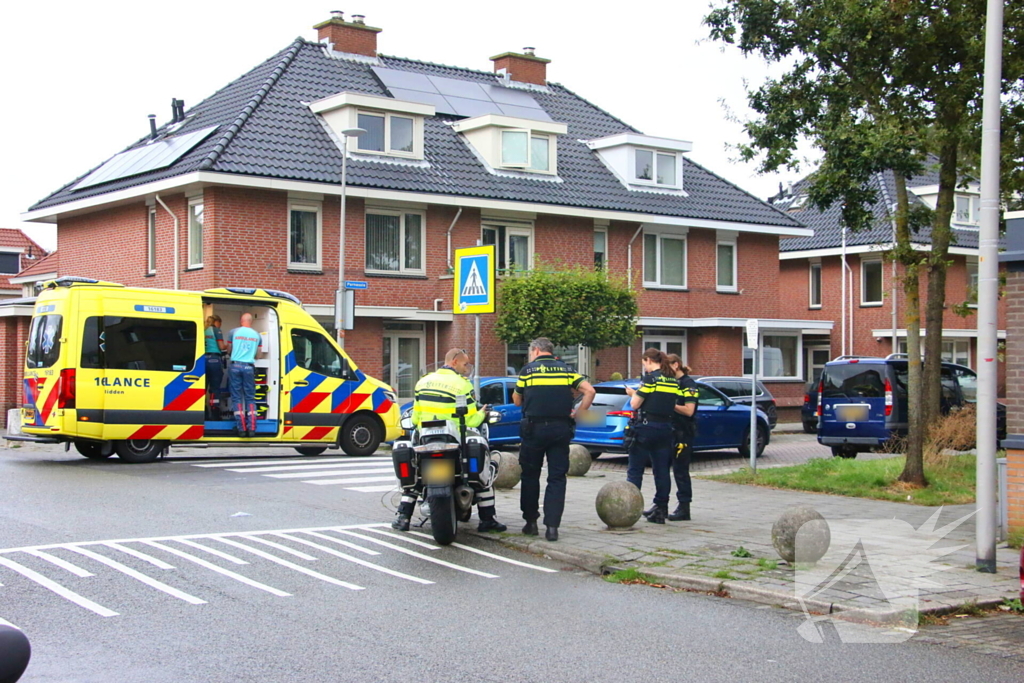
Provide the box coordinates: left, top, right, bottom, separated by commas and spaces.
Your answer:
336, 127, 365, 348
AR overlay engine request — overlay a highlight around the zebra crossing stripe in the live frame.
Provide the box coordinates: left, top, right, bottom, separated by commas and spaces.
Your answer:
362, 528, 441, 551
25, 549, 94, 577
330, 530, 499, 579
304, 476, 396, 486
64, 546, 206, 605
225, 461, 391, 474
294, 531, 381, 557
274, 533, 433, 585
236, 535, 318, 561
212, 538, 364, 591
265, 467, 394, 479
104, 542, 175, 570
0, 555, 118, 617
174, 539, 249, 565
141, 541, 290, 597
406, 532, 559, 573
344, 485, 398, 493
192, 457, 358, 468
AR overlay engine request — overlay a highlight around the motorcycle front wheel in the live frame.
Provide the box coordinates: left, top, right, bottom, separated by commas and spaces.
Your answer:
429, 494, 457, 546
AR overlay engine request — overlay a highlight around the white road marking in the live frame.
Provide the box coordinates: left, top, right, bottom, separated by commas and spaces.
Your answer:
225, 461, 391, 474
294, 531, 381, 556
64, 546, 207, 605
174, 539, 249, 565
362, 529, 442, 551
329, 530, 499, 579
141, 541, 290, 597
0, 617, 17, 628
406, 531, 559, 573
236, 535, 317, 561
0, 555, 118, 617
104, 542, 175, 570
265, 467, 394, 479
25, 549, 94, 577
212, 538, 364, 591
274, 533, 433, 585
345, 485, 398, 493
192, 457, 365, 468
304, 476, 396, 486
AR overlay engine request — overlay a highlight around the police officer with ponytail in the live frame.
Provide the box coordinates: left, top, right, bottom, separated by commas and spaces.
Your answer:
625, 348, 683, 524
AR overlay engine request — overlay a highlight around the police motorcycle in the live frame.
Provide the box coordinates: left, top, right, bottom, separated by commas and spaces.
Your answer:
392, 396, 501, 545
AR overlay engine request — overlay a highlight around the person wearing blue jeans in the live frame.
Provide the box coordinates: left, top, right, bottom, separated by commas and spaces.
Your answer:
624, 348, 683, 524
227, 313, 262, 437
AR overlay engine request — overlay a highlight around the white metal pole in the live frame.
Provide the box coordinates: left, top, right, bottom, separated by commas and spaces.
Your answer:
336, 134, 348, 348
474, 314, 481, 398
841, 228, 847, 356
976, 0, 1003, 574
750, 350, 758, 472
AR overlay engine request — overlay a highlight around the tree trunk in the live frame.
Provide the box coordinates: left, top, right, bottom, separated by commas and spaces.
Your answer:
893, 173, 927, 486
921, 140, 959, 431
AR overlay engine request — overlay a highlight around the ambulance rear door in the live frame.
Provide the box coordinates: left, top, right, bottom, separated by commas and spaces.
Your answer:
23, 297, 73, 435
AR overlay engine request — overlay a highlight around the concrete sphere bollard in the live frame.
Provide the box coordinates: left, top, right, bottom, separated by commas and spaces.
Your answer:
771, 505, 831, 564
567, 444, 592, 477
0, 625, 31, 683
595, 481, 644, 529
492, 451, 521, 489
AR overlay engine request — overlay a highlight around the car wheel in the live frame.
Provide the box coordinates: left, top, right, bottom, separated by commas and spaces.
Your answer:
738, 425, 767, 459
831, 446, 858, 459
294, 446, 328, 457
802, 421, 817, 435
114, 439, 167, 464
75, 441, 112, 460
340, 414, 381, 457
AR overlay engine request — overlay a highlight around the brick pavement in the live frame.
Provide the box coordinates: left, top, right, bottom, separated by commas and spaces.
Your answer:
915, 611, 1024, 661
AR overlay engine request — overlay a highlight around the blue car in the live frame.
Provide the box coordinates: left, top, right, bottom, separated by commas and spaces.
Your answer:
399, 376, 522, 446
572, 381, 771, 458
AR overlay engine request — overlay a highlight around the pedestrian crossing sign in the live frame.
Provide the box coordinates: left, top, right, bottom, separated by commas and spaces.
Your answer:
454, 245, 495, 314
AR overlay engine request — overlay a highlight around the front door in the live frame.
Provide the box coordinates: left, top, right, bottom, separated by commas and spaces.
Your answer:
805, 346, 831, 384
642, 334, 687, 363
382, 324, 425, 402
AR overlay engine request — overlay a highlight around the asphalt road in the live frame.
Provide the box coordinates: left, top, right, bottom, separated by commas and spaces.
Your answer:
1, 443, 1019, 682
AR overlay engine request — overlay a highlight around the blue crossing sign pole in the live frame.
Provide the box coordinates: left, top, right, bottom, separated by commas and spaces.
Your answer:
454, 245, 496, 396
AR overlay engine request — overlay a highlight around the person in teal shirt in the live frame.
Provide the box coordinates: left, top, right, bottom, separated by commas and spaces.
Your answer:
204, 315, 227, 419
227, 313, 263, 436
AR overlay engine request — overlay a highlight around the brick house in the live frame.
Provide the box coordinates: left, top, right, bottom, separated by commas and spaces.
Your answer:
19, 12, 829, 411
0, 229, 47, 299
772, 169, 1007, 393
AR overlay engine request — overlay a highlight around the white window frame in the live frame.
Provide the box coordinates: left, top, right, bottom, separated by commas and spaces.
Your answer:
643, 231, 688, 290
860, 259, 883, 306
966, 256, 978, 308
641, 333, 687, 365
809, 261, 822, 308
355, 110, 419, 158
500, 128, 530, 168
716, 236, 737, 292
147, 207, 156, 275
364, 208, 427, 276
187, 197, 204, 269
953, 194, 980, 227
288, 201, 323, 271
743, 331, 803, 381
495, 129, 555, 173
632, 148, 681, 188
482, 223, 534, 272
594, 226, 608, 271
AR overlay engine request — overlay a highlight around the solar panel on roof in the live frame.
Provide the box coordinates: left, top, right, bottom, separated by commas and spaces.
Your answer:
370, 67, 552, 122
74, 126, 219, 190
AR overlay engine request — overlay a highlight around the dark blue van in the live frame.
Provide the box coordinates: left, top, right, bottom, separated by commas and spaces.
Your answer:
817, 355, 1003, 458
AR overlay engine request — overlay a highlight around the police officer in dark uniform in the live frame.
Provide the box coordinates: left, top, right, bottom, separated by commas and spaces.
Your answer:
513, 338, 596, 542
665, 354, 699, 520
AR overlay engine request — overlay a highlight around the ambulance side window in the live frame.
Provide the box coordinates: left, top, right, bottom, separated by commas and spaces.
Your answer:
291, 329, 352, 380
27, 314, 63, 369
81, 316, 197, 372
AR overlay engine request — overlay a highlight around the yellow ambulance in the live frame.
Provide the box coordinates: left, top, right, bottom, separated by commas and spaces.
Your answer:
12, 278, 401, 462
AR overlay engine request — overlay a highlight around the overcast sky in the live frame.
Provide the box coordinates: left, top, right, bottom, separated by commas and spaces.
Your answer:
0, 1, 813, 252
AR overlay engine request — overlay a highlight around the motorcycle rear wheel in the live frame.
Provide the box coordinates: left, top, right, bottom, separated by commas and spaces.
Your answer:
429, 495, 457, 546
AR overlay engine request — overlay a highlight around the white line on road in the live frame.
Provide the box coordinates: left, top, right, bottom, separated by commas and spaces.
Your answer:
64, 546, 207, 605
304, 476, 396, 486
236, 535, 317, 561
25, 549, 94, 577
191, 457, 372, 468
174, 539, 249, 565
405, 531, 559, 573
275, 533, 434, 585
212, 458, 391, 472
265, 467, 394, 479
295, 532, 381, 556
362, 529, 442, 551
141, 541, 290, 597
0, 555, 118, 617
104, 543, 175, 570
329, 530, 499, 579
345, 485, 398, 493
212, 538, 364, 591
0, 617, 17, 628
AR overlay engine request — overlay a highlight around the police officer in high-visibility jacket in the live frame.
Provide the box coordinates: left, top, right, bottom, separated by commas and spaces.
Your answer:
392, 348, 508, 533
513, 338, 596, 542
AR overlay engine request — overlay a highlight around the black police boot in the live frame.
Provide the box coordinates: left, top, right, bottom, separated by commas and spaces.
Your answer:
391, 513, 411, 531
477, 511, 507, 533
642, 505, 657, 519
522, 521, 539, 536
545, 526, 558, 542
668, 503, 690, 521
646, 506, 668, 524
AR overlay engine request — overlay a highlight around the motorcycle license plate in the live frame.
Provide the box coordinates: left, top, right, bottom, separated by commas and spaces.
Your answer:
836, 404, 869, 422
424, 460, 454, 484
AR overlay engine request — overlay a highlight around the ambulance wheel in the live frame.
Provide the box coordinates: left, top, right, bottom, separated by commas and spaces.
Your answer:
340, 415, 381, 457
294, 446, 328, 457
75, 442, 112, 460
115, 439, 166, 464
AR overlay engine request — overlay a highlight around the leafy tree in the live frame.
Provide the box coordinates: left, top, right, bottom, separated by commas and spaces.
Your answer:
706, 0, 1024, 485
494, 263, 639, 351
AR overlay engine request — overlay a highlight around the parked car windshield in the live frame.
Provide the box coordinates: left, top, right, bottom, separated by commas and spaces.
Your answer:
820, 364, 886, 399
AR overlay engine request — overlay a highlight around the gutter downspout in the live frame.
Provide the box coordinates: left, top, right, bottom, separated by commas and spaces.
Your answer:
840, 227, 847, 356
445, 207, 464, 272
626, 224, 645, 378
154, 194, 179, 290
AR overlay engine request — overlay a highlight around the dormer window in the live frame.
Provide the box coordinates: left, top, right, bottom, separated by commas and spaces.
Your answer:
587, 133, 692, 192
954, 195, 980, 226
454, 115, 567, 175
309, 92, 432, 161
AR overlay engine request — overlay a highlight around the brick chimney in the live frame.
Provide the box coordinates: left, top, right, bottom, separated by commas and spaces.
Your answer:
314, 11, 382, 57
490, 48, 550, 86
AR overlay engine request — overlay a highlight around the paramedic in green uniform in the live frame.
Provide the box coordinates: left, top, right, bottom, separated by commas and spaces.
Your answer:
228, 313, 262, 437
204, 315, 227, 419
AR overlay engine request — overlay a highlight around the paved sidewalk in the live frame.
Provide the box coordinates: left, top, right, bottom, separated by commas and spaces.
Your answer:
468, 465, 1021, 626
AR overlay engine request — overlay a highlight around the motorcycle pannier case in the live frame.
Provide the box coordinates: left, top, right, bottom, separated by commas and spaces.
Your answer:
392, 443, 417, 488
